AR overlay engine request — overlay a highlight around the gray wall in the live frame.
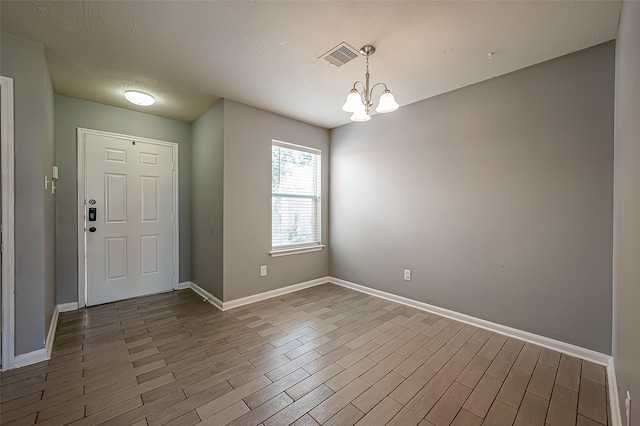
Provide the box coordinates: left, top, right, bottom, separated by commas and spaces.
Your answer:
191, 101, 224, 300
330, 42, 614, 354
54, 95, 192, 304
223, 100, 330, 301
1, 32, 56, 355
613, 1, 640, 421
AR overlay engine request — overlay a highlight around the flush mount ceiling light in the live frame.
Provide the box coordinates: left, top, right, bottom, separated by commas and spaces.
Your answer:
342, 45, 399, 122
124, 90, 155, 106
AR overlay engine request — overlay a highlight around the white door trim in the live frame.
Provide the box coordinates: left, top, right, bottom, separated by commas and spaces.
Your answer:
76, 128, 180, 308
1, 76, 16, 370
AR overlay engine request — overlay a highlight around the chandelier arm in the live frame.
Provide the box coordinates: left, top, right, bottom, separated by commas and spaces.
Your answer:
351, 81, 366, 92
368, 82, 390, 101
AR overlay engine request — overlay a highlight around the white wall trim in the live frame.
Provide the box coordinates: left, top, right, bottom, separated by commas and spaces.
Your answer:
13, 349, 48, 369
223, 277, 330, 310
177, 281, 192, 290
76, 128, 179, 308
45, 306, 59, 358
58, 302, 79, 313
185, 277, 329, 312
328, 277, 611, 366
189, 282, 224, 311
1, 76, 15, 372
608, 358, 623, 426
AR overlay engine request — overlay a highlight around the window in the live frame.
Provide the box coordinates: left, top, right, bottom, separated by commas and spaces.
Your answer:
271, 140, 323, 255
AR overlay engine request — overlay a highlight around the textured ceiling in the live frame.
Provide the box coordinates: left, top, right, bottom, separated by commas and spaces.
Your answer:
0, 1, 621, 129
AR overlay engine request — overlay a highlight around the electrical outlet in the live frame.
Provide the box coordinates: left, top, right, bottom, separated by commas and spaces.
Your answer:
260, 265, 267, 277
403, 269, 411, 281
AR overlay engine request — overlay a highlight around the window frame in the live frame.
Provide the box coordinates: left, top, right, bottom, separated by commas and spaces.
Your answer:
270, 140, 324, 257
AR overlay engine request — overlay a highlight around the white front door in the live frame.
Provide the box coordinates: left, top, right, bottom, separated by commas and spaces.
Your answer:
85, 133, 175, 306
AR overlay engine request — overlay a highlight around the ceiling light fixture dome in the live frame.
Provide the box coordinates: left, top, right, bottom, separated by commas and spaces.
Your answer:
124, 90, 155, 106
342, 45, 399, 122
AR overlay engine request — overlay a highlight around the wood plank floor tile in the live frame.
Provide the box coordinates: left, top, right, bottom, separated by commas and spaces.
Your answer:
538, 348, 561, 368
243, 368, 309, 409
503, 337, 525, 354
146, 381, 232, 426
513, 392, 549, 426
555, 354, 582, 392
513, 345, 541, 375
578, 377, 608, 424
482, 400, 517, 426
496, 367, 531, 409
308, 378, 370, 424
227, 392, 293, 426
424, 360, 466, 397
324, 403, 364, 426
389, 365, 437, 404
100, 389, 186, 426
263, 384, 334, 426
527, 362, 557, 400
326, 357, 375, 391
577, 414, 605, 426
287, 363, 344, 401
477, 334, 508, 360
387, 386, 440, 426
485, 349, 518, 381
582, 361, 606, 386
462, 374, 503, 418
547, 384, 579, 425
456, 353, 493, 389
451, 409, 483, 426
425, 381, 473, 426
368, 337, 406, 363
197, 400, 250, 426
361, 352, 406, 385
353, 371, 405, 413
196, 375, 271, 420
355, 396, 403, 426
291, 414, 321, 426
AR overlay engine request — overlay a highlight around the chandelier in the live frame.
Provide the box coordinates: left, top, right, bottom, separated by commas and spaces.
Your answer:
342, 45, 399, 122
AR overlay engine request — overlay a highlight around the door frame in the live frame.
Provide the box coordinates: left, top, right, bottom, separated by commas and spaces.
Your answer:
77, 128, 180, 308
1, 76, 15, 370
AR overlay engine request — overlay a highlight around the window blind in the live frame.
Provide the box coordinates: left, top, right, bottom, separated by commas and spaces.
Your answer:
272, 141, 321, 249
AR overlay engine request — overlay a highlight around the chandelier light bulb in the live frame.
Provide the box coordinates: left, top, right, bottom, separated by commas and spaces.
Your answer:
350, 109, 371, 122
342, 90, 364, 113
376, 91, 399, 113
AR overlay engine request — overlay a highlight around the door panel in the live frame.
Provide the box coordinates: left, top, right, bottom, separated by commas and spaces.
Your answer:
85, 134, 174, 306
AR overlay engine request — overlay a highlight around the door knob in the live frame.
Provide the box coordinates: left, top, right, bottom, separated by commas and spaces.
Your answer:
89, 227, 96, 232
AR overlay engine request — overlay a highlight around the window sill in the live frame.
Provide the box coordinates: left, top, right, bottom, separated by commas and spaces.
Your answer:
269, 245, 325, 257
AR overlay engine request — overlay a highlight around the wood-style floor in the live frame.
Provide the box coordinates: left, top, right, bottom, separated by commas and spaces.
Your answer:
0, 284, 611, 426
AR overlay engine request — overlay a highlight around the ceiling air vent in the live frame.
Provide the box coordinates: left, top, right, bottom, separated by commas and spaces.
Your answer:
320, 42, 360, 67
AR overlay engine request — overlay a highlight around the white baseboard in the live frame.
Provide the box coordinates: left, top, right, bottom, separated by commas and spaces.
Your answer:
608, 358, 623, 426
328, 277, 611, 366
177, 281, 191, 290
13, 348, 48, 368
58, 302, 79, 312
45, 306, 59, 358
189, 282, 224, 311
186, 277, 329, 312
223, 277, 329, 310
